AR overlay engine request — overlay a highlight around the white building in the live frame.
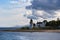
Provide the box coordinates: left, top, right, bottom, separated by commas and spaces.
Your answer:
36, 20, 47, 27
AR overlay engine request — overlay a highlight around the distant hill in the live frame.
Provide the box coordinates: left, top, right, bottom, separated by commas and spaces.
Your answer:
0, 25, 29, 30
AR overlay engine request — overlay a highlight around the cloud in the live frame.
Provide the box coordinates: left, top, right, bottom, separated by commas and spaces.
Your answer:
26, 0, 60, 19
0, 0, 31, 9
0, 8, 30, 27
25, 15, 38, 19
25, 9, 56, 19
1, 0, 60, 27
26, 0, 60, 10
0, 0, 32, 27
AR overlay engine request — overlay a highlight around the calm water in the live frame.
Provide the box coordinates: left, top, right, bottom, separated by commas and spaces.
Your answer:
0, 32, 60, 40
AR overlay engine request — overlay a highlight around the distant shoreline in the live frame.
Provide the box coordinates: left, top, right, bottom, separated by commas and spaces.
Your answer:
1, 30, 60, 33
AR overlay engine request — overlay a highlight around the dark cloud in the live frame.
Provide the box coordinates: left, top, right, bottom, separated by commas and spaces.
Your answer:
24, 14, 38, 19
27, 15, 38, 19
25, 0, 60, 19
26, 0, 60, 10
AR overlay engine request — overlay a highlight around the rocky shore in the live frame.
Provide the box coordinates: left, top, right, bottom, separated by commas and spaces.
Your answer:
1, 30, 60, 33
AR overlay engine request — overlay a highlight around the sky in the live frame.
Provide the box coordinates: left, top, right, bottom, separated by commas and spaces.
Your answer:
0, 0, 60, 27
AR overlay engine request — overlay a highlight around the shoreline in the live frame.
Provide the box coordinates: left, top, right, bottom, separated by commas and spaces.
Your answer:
1, 30, 60, 33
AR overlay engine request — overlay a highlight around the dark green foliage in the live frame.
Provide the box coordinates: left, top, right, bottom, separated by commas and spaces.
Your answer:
43, 20, 47, 23
33, 23, 36, 27
46, 20, 60, 29
20, 26, 30, 30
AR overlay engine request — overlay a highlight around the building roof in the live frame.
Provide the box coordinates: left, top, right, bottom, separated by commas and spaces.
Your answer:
37, 22, 42, 24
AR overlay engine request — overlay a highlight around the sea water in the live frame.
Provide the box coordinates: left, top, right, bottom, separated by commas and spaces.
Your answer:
0, 32, 60, 40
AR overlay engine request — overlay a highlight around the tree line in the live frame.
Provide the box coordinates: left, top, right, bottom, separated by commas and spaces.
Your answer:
20, 18, 60, 30
45, 19, 60, 29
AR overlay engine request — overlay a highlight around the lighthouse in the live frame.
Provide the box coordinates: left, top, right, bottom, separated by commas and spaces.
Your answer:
30, 19, 33, 29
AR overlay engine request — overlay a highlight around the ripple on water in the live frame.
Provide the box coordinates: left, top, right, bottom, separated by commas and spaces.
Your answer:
0, 32, 60, 40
